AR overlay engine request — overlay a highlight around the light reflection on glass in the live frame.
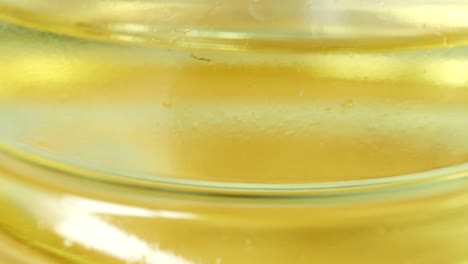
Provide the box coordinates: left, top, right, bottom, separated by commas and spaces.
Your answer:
58, 196, 196, 219
38, 195, 195, 264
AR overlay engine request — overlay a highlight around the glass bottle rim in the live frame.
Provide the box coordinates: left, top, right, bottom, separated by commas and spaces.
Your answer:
2, 0, 468, 53
2, 142, 467, 202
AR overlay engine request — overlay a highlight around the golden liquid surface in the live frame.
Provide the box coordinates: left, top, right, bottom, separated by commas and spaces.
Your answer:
1, 8, 468, 264
0, 22, 468, 183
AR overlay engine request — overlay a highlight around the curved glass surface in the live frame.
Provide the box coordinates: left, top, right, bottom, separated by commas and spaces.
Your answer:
1, 1, 468, 263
